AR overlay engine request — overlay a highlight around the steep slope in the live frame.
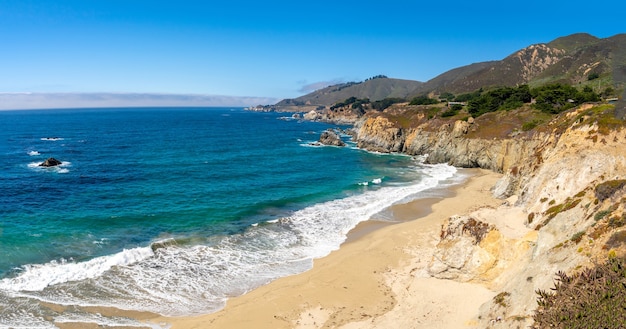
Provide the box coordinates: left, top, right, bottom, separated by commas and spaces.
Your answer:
408, 33, 626, 97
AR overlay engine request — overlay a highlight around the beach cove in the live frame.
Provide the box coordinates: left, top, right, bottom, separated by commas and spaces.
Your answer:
142, 169, 504, 329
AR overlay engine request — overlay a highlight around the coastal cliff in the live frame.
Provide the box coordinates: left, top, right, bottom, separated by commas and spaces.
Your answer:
320, 102, 626, 327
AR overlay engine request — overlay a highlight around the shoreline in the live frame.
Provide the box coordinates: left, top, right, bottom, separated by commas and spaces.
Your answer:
137, 168, 503, 329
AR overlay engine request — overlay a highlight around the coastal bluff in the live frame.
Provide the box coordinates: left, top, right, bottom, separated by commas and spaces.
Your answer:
302, 102, 626, 327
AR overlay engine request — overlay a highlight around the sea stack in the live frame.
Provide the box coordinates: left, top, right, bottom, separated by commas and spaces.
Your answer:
39, 158, 62, 167
318, 129, 345, 147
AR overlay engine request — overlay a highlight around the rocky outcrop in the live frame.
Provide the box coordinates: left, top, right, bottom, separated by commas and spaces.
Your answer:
39, 158, 62, 167
355, 116, 405, 153
318, 129, 345, 147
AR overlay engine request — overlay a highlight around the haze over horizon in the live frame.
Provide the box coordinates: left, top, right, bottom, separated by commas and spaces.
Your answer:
0, 0, 623, 109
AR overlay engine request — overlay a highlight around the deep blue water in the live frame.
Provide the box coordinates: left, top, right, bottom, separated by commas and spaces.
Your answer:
0, 107, 458, 327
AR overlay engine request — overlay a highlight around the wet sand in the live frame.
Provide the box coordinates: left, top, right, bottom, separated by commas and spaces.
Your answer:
142, 168, 503, 329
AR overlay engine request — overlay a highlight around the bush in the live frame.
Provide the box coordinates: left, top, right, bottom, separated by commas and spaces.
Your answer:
409, 95, 439, 106
441, 104, 463, 117
522, 120, 540, 131
594, 209, 611, 221
532, 258, 626, 328
371, 97, 405, 111
570, 231, 585, 243
594, 180, 626, 201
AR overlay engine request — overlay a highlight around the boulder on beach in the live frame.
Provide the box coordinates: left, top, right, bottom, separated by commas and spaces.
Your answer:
39, 158, 62, 167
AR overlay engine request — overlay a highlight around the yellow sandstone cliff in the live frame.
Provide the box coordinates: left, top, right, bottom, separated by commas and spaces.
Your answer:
352, 103, 626, 327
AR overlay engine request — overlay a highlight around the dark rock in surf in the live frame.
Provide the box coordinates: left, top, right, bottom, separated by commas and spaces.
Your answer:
318, 129, 345, 147
39, 158, 62, 167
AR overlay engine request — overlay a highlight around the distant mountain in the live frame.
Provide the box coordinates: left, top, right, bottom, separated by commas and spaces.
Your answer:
275, 77, 423, 109
411, 33, 626, 96
274, 33, 626, 114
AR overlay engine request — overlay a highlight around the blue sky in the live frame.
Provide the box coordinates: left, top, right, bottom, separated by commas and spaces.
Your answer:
0, 0, 623, 108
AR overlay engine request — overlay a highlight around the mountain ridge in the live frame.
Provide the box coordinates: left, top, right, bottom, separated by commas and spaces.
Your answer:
273, 33, 625, 111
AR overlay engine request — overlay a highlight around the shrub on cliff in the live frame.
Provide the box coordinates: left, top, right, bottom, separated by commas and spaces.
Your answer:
595, 180, 626, 202
532, 258, 626, 328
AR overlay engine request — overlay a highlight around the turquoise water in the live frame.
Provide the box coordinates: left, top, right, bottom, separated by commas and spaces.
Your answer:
0, 107, 459, 327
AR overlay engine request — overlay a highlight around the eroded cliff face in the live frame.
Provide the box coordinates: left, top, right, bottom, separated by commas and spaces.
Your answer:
351, 104, 626, 326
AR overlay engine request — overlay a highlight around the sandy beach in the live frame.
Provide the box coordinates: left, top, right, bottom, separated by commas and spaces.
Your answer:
141, 169, 503, 329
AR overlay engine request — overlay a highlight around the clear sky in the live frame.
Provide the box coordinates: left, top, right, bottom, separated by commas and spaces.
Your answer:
0, 0, 623, 108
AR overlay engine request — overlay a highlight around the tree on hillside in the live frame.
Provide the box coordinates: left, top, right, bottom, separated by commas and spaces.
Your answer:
467, 85, 531, 116
409, 95, 439, 105
372, 98, 405, 111
530, 83, 600, 114
365, 75, 388, 81
454, 91, 482, 103
439, 92, 455, 101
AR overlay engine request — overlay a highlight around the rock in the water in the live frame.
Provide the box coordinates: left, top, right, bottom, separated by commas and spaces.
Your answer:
39, 157, 62, 167
303, 110, 320, 121
318, 129, 345, 147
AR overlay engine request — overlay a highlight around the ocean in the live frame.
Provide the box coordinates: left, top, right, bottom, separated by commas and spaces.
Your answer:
0, 107, 460, 328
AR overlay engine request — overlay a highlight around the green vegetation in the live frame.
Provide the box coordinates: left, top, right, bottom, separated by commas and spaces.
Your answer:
454, 90, 482, 103
570, 231, 586, 244
595, 180, 626, 201
467, 85, 532, 116
522, 119, 541, 131
364, 74, 388, 81
372, 97, 405, 111
587, 72, 600, 81
441, 104, 463, 117
594, 209, 612, 221
567, 104, 624, 135
330, 96, 409, 112
439, 92, 455, 101
409, 95, 439, 105
539, 198, 582, 229
531, 84, 600, 114
457, 83, 604, 118
493, 291, 511, 307
331, 97, 362, 110
533, 258, 626, 328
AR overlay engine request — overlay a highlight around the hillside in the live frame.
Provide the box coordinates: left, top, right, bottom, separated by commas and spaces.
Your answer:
274, 77, 423, 110
271, 33, 626, 115
410, 33, 626, 97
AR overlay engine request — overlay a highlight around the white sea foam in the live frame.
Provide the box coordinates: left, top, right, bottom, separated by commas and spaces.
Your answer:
372, 178, 383, 184
0, 162, 459, 319
40, 137, 64, 141
28, 151, 40, 156
27, 161, 71, 173
0, 247, 154, 292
